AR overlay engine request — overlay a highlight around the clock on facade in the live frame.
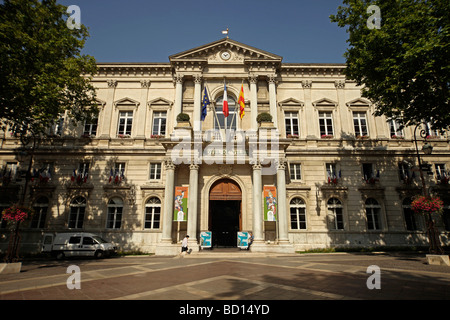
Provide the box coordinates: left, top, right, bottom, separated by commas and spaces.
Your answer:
220, 51, 231, 60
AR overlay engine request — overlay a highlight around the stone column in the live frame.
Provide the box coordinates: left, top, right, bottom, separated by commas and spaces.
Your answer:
100, 80, 117, 138
161, 159, 175, 242
276, 159, 289, 243
268, 74, 278, 128
249, 75, 258, 131
173, 74, 184, 125
193, 74, 202, 132
252, 161, 264, 242
187, 164, 199, 242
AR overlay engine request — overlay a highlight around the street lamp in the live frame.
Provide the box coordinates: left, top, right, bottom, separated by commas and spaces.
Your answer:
413, 122, 443, 255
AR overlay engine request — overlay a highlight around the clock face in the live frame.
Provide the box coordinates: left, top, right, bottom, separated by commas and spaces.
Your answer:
221, 51, 231, 60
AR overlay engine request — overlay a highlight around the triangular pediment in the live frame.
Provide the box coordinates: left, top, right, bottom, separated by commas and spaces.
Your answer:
169, 38, 282, 64
346, 98, 372, 107
278, 98, 304, 107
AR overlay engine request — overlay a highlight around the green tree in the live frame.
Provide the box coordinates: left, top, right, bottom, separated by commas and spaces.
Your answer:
0, 0, 97, 263
330, 0, 449, 130
0, 0, 98, 139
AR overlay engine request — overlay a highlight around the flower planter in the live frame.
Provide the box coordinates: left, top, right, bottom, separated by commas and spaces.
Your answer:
0, 262, 22, 274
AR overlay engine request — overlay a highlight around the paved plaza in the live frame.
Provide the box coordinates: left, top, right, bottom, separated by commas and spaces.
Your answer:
1, 250, 450, 304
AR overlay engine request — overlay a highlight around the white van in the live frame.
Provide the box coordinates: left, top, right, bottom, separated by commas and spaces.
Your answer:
42, 233, 118, 259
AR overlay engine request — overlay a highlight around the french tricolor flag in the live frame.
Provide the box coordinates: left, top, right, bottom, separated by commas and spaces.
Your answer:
222, 82, 229, 117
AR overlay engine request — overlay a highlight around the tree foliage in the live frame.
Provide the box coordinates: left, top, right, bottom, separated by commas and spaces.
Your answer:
330, 0, 449, 130
0, 0, 98, 139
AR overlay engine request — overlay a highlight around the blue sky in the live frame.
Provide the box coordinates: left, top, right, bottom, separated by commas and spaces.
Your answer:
59, 0, 349, 63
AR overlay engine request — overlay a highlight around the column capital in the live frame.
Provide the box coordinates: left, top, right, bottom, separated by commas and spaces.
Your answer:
334, 80, 345, 89
301, 80, 312, 89
251, 159, 262, 170
267, 74, 278, 85
248, 74, 258, 84
107, 79, 117, 88
140, 80, 151, 88
193, 74, 203, 84
173, 73, 184, 84
189, 164, 199, 171
164, 159, 176, 170
276, 158, 287, 170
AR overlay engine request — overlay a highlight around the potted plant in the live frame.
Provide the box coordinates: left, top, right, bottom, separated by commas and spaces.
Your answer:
175, 113, 191, 128
256, 112, 273, 128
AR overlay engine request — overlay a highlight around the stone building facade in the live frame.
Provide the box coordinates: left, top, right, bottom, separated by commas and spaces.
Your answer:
1, 38, 449, 255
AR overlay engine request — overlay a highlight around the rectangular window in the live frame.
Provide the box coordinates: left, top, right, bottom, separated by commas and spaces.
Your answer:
145, 205, 161, 229
398, 163, 412, 181
285, 112, 299, 137
118, 111, 133, 136
319, 112, 333, 137
107, 206, 122, 229
366, 207, 381, 230
152, 112, 167, 136
353, 112, 368, 137
83, 118, 98, 137
326, 163, 337, 179
290, 206, 306, 230
362, 163, 374, 180
78, 163, 89, 176
5, 162, 18, 179
435, 164, 446, 179
149, 163, 162, 180
289, 163, 301, 181
389, 119, 403, 138
114, 162, 126, 176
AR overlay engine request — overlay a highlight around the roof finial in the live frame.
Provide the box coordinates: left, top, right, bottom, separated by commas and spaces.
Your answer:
222, 28, 229, 39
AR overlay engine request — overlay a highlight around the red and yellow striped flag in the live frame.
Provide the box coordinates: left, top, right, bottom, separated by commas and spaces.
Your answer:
238, 84, 245, 119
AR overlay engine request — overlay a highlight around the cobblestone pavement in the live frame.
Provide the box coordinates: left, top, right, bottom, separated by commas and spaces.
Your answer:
1, 250, 450, 304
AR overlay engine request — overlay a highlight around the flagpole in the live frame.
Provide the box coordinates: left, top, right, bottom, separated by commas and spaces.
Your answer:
205, 82, 222, 136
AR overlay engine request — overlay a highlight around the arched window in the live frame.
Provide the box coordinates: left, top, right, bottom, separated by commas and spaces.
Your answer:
107, 197, 123, 229
290, 198, 306, 230
214, 95, 237, 131
365, 198, 381, 230
31, 197, 49, 229
327, 198, 344, 230
69, 196, 86, 229
145, 197, 161, 229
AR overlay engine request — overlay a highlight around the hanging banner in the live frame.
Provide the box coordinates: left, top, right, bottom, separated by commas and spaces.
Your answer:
200, 231, 212, 248
264, 186, 277, 221
237, 231, 249, 249
174, 186, 188, 221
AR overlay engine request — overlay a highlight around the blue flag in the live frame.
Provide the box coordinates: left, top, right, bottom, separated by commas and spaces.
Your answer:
201, 87, 209, 121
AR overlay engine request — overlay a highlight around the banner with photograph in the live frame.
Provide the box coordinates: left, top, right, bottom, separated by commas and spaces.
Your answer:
263, 186, 277, 221
200, 231, 212, 248
237, 231, 249, 249
173, 186, 188, 221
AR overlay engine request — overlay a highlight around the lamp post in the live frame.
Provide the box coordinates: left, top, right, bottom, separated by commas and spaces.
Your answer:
413, 123, 443, 255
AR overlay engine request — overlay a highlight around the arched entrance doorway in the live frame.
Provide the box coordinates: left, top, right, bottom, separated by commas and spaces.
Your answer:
209, 178, 242, 247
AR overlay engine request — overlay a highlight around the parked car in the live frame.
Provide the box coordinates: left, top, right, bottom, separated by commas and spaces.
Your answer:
42, 232, 118, 259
